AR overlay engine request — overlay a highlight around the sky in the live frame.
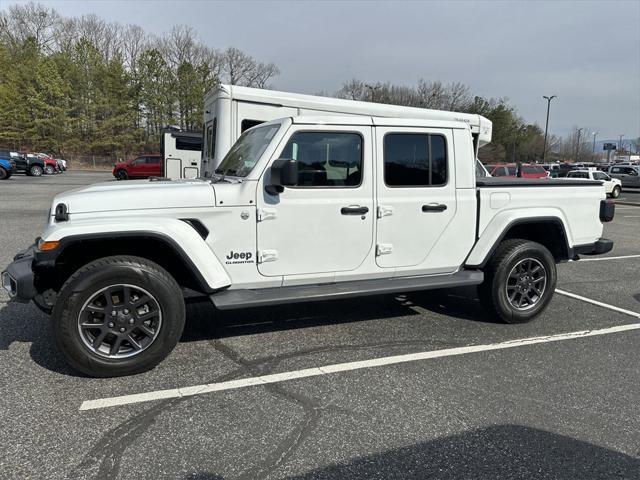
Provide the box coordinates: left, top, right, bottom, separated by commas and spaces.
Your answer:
7, 0, 640, 141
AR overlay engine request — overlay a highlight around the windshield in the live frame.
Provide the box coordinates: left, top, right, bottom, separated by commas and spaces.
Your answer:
215, 124, 280, 177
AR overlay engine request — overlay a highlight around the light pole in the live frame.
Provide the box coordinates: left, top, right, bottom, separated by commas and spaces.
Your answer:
618, 134, 624, 151
364, 83, 380, 102
542, 95, 556, 162
576, 128, 584, 162
592, 132, 597, 153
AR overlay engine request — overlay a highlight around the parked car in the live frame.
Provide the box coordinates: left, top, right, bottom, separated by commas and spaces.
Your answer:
608, 165, 640, 187
8, 152, 46, 176
35, 153, 61, 174
2, 111, 614, 377
566, 169, 622, 198
0, 151, 16, 180
113, 155, 162, 180
550, 164, 580, 178
486, 163, 548, 179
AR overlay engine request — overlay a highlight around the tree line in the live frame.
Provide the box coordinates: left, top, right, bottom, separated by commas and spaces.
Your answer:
333, 79, 551, 163
0, 2, 279, 157
4, 2, 625, 163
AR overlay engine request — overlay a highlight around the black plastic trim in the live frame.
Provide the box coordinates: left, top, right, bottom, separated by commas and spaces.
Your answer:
212, 270, 484, 310
574, 238, 614, 256
465, 216, 570, 269
32, 231, 215, 293
599, 200, 615, 222
2, 246, 36, 302
476, 178, 602, 187
180, 219, 209, 239
54, 203, 69, 221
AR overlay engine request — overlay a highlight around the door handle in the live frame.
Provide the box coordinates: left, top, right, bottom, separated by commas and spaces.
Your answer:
422, 203, 447, 212
341, 206, 369, 215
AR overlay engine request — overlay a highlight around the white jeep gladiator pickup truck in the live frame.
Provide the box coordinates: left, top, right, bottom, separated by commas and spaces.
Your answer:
2, 115, 614, 377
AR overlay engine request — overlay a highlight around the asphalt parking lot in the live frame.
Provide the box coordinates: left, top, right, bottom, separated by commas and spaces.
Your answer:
1, 171, 639, 479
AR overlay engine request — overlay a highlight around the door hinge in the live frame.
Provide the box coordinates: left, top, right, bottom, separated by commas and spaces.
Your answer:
377, 205, 394, 218
257, 208, 277, 222
376, 244, 393, 256
257, 250, 278, 263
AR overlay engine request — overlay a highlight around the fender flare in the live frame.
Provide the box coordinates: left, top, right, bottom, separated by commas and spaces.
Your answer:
465, 214, 571, 268
36, 218, 231, 292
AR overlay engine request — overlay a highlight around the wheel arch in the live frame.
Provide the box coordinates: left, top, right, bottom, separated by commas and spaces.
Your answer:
34, 228, 230, 296
466, 216, 572, 268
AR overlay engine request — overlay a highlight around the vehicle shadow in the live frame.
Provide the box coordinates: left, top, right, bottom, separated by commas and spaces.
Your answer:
0, 300, 79, 376
0, 286, 493, 376
186, 424, 640, 479
180, 286, 499, 342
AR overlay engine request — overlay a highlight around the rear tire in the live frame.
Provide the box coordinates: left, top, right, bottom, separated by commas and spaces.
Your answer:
611, 186, 621, 198
478, 239, 557, 324
52, 256, 185, 377
29, 165, 44, 176
44, 165, 55, 174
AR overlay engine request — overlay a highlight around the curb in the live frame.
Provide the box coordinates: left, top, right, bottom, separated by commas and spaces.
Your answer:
616, 201, 640, 207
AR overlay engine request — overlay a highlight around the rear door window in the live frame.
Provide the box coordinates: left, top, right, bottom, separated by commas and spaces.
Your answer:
383, 133, 447, 187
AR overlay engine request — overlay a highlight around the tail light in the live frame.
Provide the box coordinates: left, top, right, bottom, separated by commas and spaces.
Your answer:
599, 199, 615, 222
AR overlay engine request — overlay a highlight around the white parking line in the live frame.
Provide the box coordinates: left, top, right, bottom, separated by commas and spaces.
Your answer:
573, 254, 640, 262
556, 289, 640, 318
80, 321, 640, 411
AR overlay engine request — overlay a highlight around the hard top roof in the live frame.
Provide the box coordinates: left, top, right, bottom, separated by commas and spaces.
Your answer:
209, 84, 490, 131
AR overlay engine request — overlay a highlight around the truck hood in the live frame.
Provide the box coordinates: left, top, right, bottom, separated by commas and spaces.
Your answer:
52, 179, 215, 214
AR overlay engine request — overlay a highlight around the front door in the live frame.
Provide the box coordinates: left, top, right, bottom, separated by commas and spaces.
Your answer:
375, 127, 460, 273
256, 125, 374, 278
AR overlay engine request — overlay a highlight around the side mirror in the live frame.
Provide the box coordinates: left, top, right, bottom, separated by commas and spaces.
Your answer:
266, 159, 298, 195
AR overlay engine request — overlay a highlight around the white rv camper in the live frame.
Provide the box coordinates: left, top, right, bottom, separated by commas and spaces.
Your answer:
161, 130, 203, 179
202, 84, 492, 177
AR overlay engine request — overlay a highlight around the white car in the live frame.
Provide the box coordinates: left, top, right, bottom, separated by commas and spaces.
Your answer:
566, 169, 622, 198
2, 109, 615, 377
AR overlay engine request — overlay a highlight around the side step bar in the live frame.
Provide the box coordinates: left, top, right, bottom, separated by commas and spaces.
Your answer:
211, 270, 484, 310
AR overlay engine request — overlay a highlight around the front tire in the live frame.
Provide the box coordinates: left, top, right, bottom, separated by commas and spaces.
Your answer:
611, 186, 621, 198
0, 167, 7, 180
115, 169, 129, 180
478, 239, 557, 324
29, 165, 44, 176
44, 165, 55, 174
52, 256, 185, 377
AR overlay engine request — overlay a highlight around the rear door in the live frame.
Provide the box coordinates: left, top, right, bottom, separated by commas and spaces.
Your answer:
130, 157, 147, 177
256, 124, 374, 278
375, 127, 462, 273
147, 156, 162, 176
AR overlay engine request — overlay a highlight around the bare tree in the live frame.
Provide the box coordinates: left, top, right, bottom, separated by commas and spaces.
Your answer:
220, 47, 279, 87
1, 2, 61, 51
74, 14, 122, 62
336, 79, 366, 100
121, 24, 147, 73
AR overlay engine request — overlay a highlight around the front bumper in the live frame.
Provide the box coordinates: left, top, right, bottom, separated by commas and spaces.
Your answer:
1, 246, 36, 303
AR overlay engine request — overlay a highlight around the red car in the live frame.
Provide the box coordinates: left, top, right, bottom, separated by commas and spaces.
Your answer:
29, 154, 60, 174
487, 163, 549, 179
113, 155, 162, 180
